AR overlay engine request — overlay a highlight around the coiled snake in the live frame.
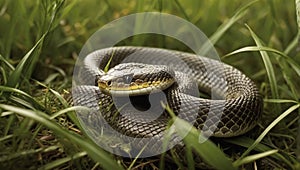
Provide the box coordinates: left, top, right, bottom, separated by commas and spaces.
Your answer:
72, 46, 263, 155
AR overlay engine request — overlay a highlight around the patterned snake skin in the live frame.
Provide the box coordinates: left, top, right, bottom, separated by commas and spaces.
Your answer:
72, 46, 263, 155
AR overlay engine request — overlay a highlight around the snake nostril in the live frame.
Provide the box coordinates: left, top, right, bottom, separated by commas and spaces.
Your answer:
107, 80, 112, 86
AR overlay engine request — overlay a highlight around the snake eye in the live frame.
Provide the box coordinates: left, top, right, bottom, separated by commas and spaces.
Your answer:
123, 75, 132, 84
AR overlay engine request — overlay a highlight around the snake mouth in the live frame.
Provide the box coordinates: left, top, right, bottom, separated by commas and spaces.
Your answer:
98, 78, 175, 96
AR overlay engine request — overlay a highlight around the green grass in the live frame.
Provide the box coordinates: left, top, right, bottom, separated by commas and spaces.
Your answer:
0, 0, 300, 169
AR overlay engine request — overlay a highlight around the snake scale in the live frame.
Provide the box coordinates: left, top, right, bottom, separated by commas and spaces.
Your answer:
72, 46, 263, 155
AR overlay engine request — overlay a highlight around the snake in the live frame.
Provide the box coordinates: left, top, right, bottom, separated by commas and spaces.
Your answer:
72, 46, 263, 155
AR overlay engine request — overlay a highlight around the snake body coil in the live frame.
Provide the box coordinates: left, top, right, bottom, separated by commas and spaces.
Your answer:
72, 46, 263, 155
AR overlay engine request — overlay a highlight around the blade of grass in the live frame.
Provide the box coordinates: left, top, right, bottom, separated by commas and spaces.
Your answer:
239, 104, 300, 159
0, 86, 37, 100
0, 134, 13, 142
0, 104, 123, 170
46, 64, 68, 89
174, 0, 190, 21
4, 115, 15, 136
34, 80, 81, 128
127, 143, 149, 170
176, 118, 235, 169
185, 144, 195, 170
163, 103, 236, 170
224, 136, 294, 168
6, 33, 46, 87
104, 50, 115, 72
246, 25, 279, 100
223, 46, 300, 77
233, 149, 278, 167
50, 106, 87, 120
284, 31, 300, 54
0, 54, 15, 71
199, 0, 258, 56
9, 95, 36, 110
264, 99, 298, 104
41, 151, 87, 170
0, 66, 7, 85
0, 86, 45, 110
0, 145, 60, 163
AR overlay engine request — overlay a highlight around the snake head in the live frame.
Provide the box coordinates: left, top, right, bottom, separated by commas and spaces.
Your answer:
97, 63, 175, 96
